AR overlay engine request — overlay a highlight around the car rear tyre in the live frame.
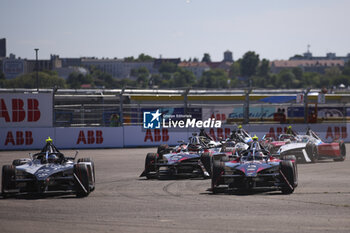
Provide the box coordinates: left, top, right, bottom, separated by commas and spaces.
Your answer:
2, 165, 16, 198
200, 152, 211, 176
211, 160, 224, 194
306, 143, 318, 163
280, 160, 296, 194
144, 153, 158, 179
334, 142, 346, 162
77, 158, 95, 190
74, 164, 91, 197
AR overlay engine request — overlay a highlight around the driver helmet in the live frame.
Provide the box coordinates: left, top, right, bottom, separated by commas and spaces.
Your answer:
188, 143, 201, 151
42, 137, 57, 153
252, 135, 258, 141
46, 137, 53, 143
47, 153, 58, 163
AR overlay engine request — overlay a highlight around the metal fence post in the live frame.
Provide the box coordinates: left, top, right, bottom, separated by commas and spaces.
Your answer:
243, 88, 252, 124
184, 88, 190, 115
119, 88, 125, 126
304, 88, 311, 123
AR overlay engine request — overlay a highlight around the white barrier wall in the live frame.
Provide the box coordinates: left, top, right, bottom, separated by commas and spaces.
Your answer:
0, 127, 124, 150
0, 123, 348, 150
55, 127, 124, 149
0, 128, 55, 150
123, 126, 189, 147
0, 93, 53, 127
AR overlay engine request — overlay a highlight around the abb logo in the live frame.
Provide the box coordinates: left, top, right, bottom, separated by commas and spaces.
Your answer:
208, 128, 231, 141
326, 126, 347, 140
0, 98, 40, 122
143, 128, 232, 142
144, 129, 169, 142
77, 130, 104, 144
210, 113, 226, 121
4, 131, 33, 145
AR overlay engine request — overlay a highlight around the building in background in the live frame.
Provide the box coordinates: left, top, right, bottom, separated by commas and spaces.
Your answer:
25, 54, 62, 73
206, 50, 234, 73
271, 48, 349, 74
153, 58, 181, 69
81, 58, 156, 79
290, 51, 350, 62
2, 54, 25, 79
270, 59, 345, 74
0, 38, 6, 58
60, 57, 82, 67
223, 50, 233, 62
178, 62, 210, 78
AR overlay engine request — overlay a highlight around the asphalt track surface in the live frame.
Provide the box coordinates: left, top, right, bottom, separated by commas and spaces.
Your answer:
1, 146, 350, 233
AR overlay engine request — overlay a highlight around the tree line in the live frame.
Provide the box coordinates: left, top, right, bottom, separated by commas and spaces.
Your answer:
1, 51, 350, 89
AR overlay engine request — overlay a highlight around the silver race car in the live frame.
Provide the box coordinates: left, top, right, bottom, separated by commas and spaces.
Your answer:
2, 137, 95, 198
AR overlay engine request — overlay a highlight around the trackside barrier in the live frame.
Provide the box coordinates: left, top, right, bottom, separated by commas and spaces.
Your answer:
0, 123, 348, 150
0, 93, 53, 128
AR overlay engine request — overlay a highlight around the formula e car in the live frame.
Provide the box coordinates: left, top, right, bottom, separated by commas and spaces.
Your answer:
211, 141, 298, 194
140, 134, 216, 179
200, 138, 249, 177
261, 134, 298, 154
1, 138, 95, 198
277, 129, 346, 163
229, 126, 253, 145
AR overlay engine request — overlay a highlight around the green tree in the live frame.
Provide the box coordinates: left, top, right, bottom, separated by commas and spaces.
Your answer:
0, 71, 6, 80
278, 70, 296, 88
137, 53, 154, 62
343, 61, 350, 76
229, 61, 241, 78
173, 69, 196, 88
325, 67, 342, 78
240, 51, 260, 77
292, 67, 303, 80
124, 56, 135, 62
301, 72, 320, 88
257, 59, 269, 77
116, 78, 137, 88
3, 71, 66, 88
201, 53, 211, 63
67, 72, 93, 88
290, 54, 303, 59
198, 69, 228, 88
159, 62, 177, 73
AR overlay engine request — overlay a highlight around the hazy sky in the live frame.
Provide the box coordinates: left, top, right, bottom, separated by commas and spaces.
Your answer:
1, 0, 349, 61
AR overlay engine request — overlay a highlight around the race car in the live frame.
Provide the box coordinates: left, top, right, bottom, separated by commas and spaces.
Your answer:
140, 134, 215, 179
261, 134, 298, 154
277, 129, 346, 163
1, 137, 95, 198
211, 140, 298, 194
200, 137, 249, 177
229, 125, 253, 144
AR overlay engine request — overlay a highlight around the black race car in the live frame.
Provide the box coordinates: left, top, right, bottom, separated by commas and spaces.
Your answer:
140, 134, 214, 179
1, 137, 95, 198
